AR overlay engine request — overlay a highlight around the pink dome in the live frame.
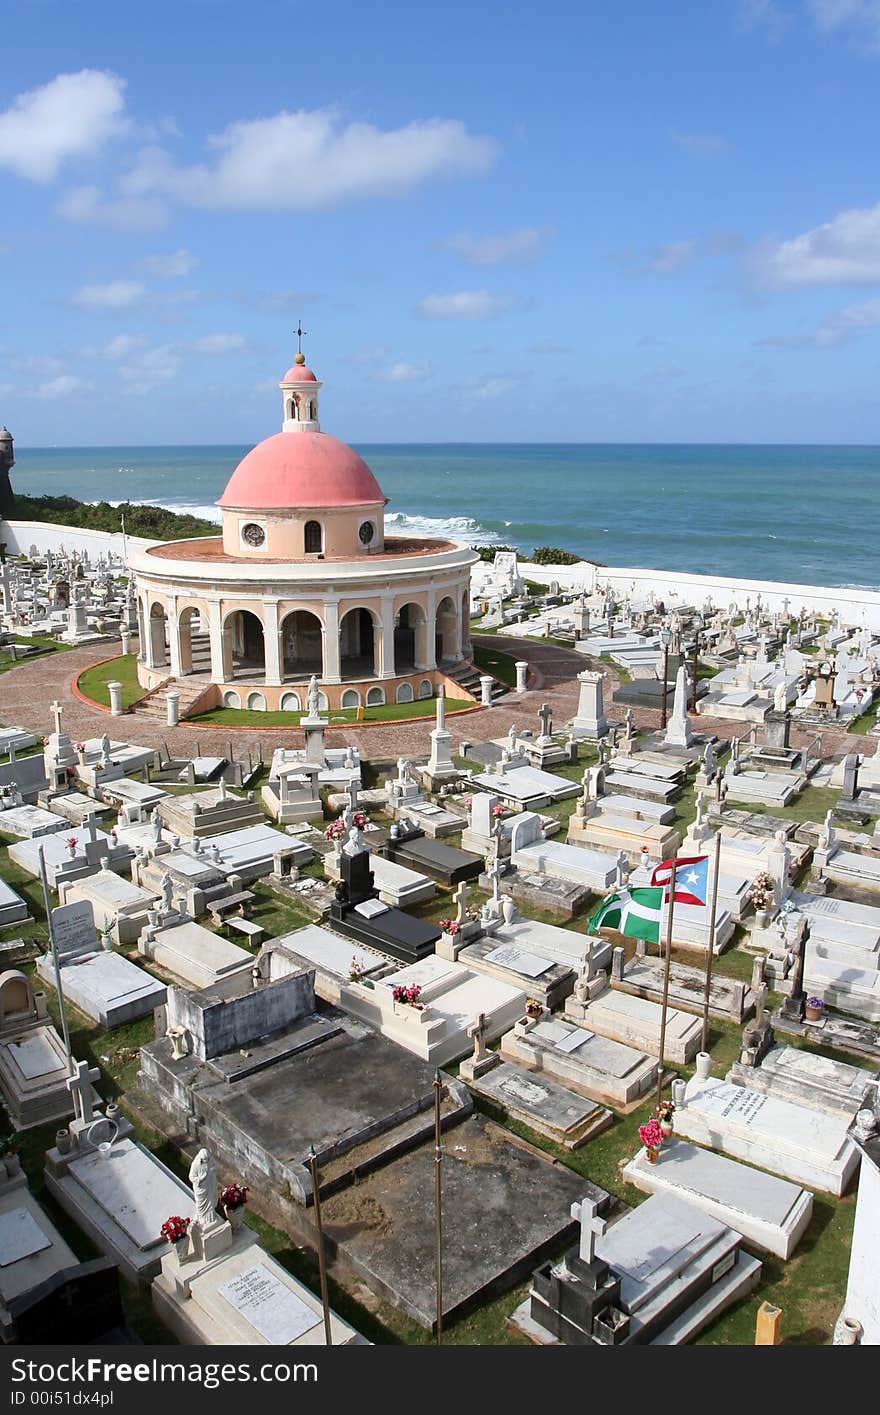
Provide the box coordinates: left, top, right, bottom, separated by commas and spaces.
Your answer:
282, 364, 318, 383
218, 431, 387, 510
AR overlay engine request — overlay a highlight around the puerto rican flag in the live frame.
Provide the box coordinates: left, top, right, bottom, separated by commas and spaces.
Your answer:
650, 855, 709, 907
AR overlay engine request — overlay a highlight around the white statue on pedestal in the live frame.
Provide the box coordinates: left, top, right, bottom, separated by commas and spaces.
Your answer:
188, 1148, 219, 1231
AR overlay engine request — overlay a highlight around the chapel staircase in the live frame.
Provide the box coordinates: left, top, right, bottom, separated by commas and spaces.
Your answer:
446, 660, 508, 704
128, 675, 215, 723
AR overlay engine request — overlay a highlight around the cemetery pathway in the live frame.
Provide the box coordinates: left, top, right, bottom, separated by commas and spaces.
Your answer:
0, 636, 875, 766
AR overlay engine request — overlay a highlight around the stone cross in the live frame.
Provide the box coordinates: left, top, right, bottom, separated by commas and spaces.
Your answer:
347, 777, 361, 814
50, 700, 63, 736
83, 811, 99, 843
453, 879, 470, 924
487, 854, 504, 903
467, 1012, 488, 1065
570, 1196, 606, 1265
66, 1057, 100, 1126
538, 702, 552, 740
754, 983, 767, 1027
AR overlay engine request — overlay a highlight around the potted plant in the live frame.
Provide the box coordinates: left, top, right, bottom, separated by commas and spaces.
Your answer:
748, 869, 774, 927
805, 995, 825, 1022
160, 1214, 191, 1262
638, 1117, 664, 1164
438, 918, 460, 939
525, 998, 543, 1020
219, 1182, 249, 1232
654, 1100, 675, 1140
66, 835, 79, 860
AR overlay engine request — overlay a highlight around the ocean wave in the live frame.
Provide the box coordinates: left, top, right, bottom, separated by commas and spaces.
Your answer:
94, 497, 223, 524
384, 511, 504, 544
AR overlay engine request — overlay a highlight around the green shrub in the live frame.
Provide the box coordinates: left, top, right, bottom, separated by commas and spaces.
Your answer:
530, 546, 584, 565
469, 544, 518, 562
11, 494, 217, 541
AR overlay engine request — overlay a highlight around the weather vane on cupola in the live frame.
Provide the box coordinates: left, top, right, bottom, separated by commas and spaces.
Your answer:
294, 319, 307, 365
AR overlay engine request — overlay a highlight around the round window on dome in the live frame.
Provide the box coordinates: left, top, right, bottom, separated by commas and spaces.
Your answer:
359, 520, 375, 546
242, 522, 266, 548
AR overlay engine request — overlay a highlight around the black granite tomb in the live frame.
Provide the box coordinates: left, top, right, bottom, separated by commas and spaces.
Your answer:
378, 821, 483, 886
329, 842, 439, 962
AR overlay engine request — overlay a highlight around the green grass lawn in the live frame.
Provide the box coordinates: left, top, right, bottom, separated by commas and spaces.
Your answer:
847, 703, 878, 735
189, 695, 475, 727
0, 632, 74, 675
76, 653, 147, 709
472, 642, 519, 686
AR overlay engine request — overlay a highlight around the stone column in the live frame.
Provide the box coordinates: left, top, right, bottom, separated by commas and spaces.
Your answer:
460, 591, 472, 660
207, 602, 227, 682
378, 598, 396, 679
515, 660, 529, 693
322, 600, 341, 683
166, 690, 180, 727
120, 627, 131, 658
168, 610, 182, 678
424, 588, 438, 671
570, 669, 608, 738
263, 600, 282, 685
107, 681, 124, 717
479, 675, 494, 707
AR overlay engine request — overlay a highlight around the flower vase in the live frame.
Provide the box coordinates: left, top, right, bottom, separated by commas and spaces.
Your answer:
174, 1236, 189, 1265
660, 1121, 673, 1141
4, 1152, 21, 1177
755, 908, 769, 929
645, 1146, 660, 1165
225, 1204, 245, 1232
805, 1004, 823, 1021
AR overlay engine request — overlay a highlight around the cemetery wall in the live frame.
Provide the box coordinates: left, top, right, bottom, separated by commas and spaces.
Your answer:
844, 1151, 880, 1344
517, 559, 880, 629
2, 519, 155, 560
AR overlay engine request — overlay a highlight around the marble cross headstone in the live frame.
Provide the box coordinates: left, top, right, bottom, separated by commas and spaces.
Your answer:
537, 703, 552, 740
467, 1012, 488, 1064
67, 1057, 100, 1126
487, 854, 504, 903
50, 700, 64, 736
453, 879, 469, 925
570, 1196, 606, 1265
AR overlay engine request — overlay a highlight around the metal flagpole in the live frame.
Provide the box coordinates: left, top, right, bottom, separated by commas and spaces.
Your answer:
38, 844, 74, 1076
307, 1146, 333, 1346
656, 857, 678, 1110
700, 833, 722, 1056
433, 1070, 444, 1345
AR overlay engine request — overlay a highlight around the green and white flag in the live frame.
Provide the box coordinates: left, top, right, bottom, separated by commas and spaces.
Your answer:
588, 886, 664, 944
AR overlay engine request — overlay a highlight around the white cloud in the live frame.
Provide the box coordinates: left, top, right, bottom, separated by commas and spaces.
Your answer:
103, 334, 146, 359
378, 361, 434, 383
141, 249, 198, 277
71, 280, 145, 309
118, 343, 181, 390
191, 332, 247, 354
415, 290, 517, 320
122, 108, 497, 213
0, 70, 127, 182
670, 130, 729, 157
442, 226, 551, 265
647, 240, 699, 273
57, 184, 166, 232
42, 374, 91, 398
757, 202, 880, 284
807, 0, 880, 50
466, 372, 521, 400
757, 295, 880, 348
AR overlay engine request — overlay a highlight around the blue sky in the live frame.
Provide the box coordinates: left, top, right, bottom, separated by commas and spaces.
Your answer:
4, 0, 880, 445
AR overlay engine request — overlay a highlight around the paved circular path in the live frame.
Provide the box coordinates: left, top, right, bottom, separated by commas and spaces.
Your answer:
0, 634, 872, 765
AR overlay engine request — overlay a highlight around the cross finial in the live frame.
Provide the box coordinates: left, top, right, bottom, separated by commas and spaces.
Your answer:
295, 319, 307, 355
571, 1196, 606, 1265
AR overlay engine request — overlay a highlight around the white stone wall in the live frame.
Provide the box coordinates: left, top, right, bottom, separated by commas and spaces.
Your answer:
1, 519, 155, 560
844, 1151, 880, 1344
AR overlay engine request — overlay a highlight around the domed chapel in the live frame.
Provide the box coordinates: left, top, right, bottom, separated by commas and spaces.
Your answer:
129, 347, 477, 712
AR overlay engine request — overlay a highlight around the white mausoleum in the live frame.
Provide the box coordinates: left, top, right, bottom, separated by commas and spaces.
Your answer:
129, 352, 477, 712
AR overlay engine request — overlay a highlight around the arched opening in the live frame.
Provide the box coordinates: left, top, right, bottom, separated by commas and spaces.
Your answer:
304, 520, 323, 554
310, 400, 317, 420
287, 398, 296, 421
394, 602, 426, 674
246, 691, 266, 711
396, 682, 414, 704
341, 688, 361, 709
436, 595, 460, 664
148, 602, 169, 669
178, 605, 207, 676
366, 686, 385, 707
340, 607, 376, 679
280, 691, 301, 712
225, 609, 265, 681
418, 679, 433, 699
223, 690, 241, 709
281, 609, 323, 680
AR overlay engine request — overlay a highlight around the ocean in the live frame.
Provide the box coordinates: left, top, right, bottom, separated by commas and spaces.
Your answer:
11, 442, 880, 590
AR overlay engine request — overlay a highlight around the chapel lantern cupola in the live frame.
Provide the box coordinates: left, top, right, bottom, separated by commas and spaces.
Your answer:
280, 325, 321, 432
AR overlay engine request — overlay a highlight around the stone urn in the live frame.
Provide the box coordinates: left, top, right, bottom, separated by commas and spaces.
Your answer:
755, 908, 770, 929
3, 1150, 21, 1177
55, 1128, 72, 1156
644, 1146, 660, 1165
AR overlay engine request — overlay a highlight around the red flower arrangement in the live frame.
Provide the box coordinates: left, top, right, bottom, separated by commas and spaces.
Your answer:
219, 1183, 249, 1211
492, 804, 505, 818
392, 983, 423, 1008
160, 1215, 190, 1244
638, 1118, 664, 1152
324, 819, 346, 841
66, 835, 79, 851
351, 811, 368, 829
438, 919, 460, 936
